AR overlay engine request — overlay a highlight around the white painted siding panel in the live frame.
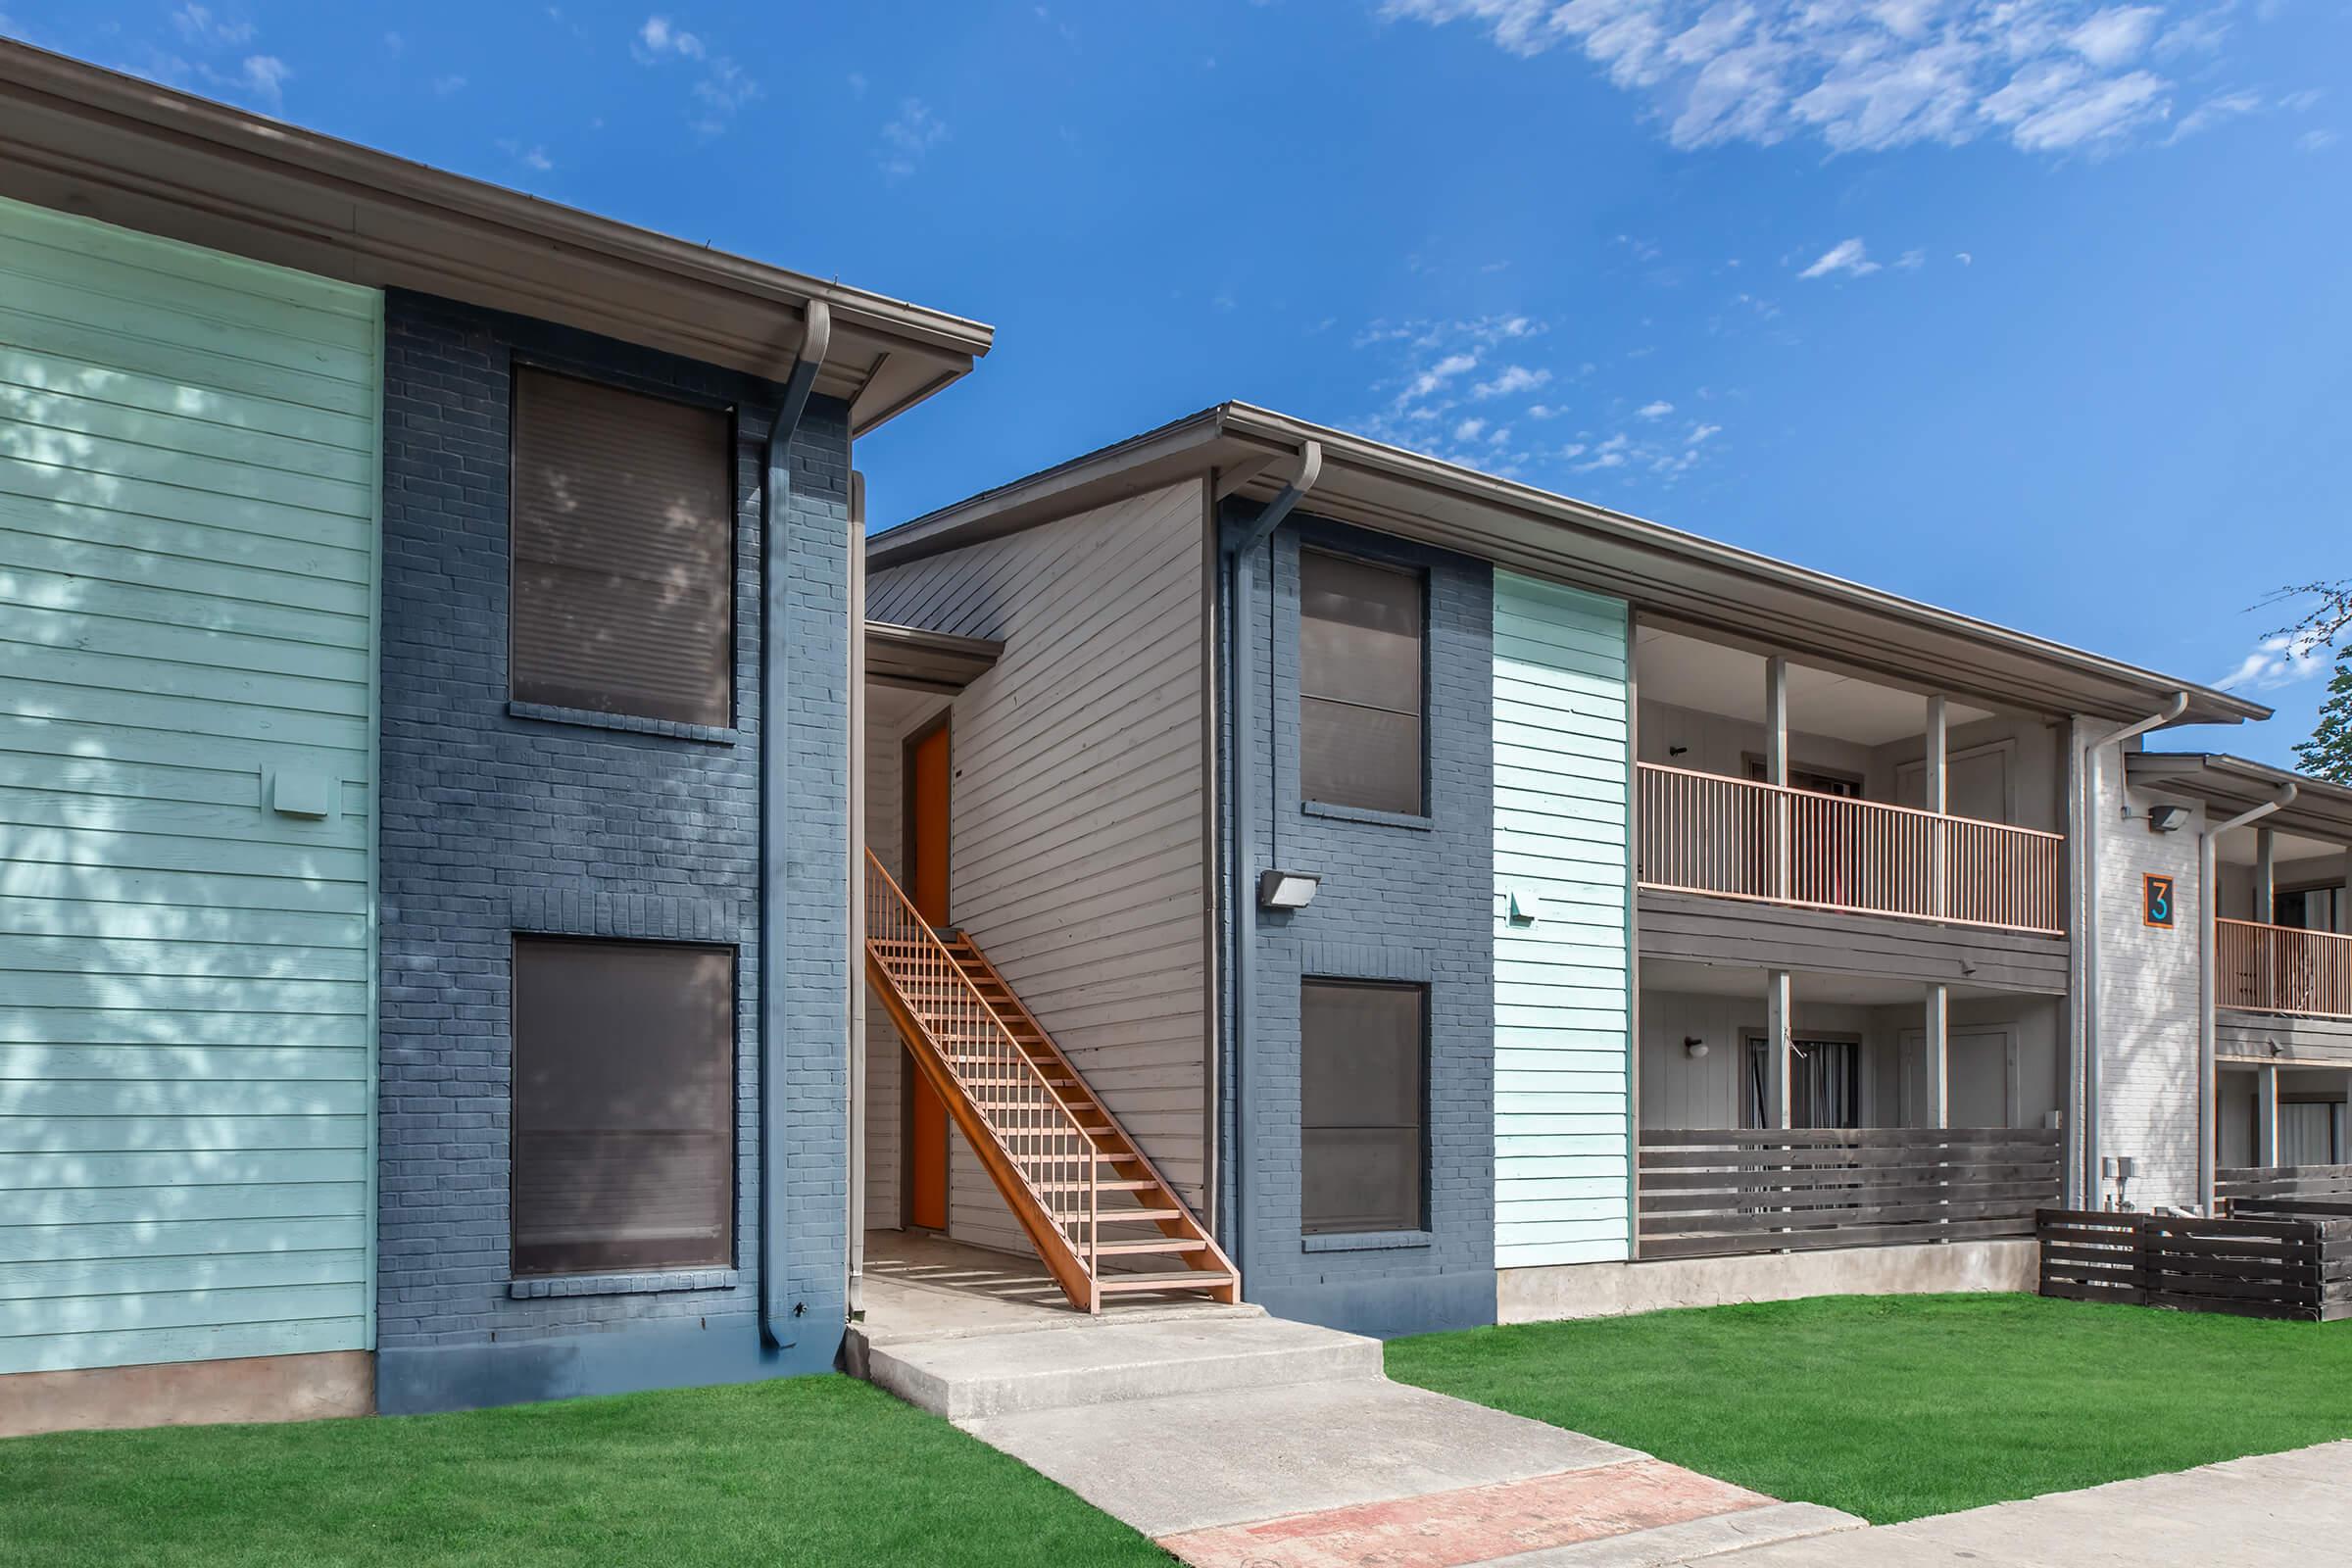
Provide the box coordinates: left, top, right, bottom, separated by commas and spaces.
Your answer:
0, 196, 379, 1375
1493, 573, 1633, 1270
869, 480, 1211, 1237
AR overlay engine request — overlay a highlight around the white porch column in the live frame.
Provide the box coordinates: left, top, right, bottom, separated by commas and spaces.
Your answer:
1926, 695, 1948, 920
1765, 968, 1793, 1130
1766, 657, 1789, 900
1924, 981, 1949, 1129
2257, 1064, 2280, 1167
2254, 827, 2277, 924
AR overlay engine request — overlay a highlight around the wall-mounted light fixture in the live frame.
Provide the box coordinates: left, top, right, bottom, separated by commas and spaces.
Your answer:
1683, 1036, 1708, 1059
1257, 869, 1321, 911
2145, 804, 2190, 835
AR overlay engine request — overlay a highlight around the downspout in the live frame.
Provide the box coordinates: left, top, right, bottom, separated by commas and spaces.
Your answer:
760, 300, 831, 1349
846, 468, 867, 1316
2080, 689, 2186, 1209
2201, 782, 2296, 1211
1225, 440, 1322, 1292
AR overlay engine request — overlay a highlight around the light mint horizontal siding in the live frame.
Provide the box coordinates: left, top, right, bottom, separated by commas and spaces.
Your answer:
0, 195, 379, 1377
1494, 572, 1634, 1270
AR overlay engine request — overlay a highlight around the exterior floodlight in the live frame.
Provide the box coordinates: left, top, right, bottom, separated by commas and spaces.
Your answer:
2146, 804, 2190, 834
1257, 869, 1321, 910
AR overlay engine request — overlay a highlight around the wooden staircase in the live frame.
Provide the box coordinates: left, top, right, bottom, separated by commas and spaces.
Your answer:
862, 850, 1240, 1313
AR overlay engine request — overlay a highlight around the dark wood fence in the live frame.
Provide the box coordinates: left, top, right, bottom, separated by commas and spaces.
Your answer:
1637, 1128, 2064, 1260
2037, 1207, 2352, 1322
2217, 1163, 2352, 1207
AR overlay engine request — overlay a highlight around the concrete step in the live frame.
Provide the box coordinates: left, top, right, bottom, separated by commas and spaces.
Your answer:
862, 1312, 1384, 1421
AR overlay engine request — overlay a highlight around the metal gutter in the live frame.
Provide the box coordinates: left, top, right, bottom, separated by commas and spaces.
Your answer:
1225, 440, 1322, 1291
759, 300, 831, 1349
872, 402, 2265, 728
2199, 782, 2298, 1211
2081, 691, 2188, 1207
0, 40, 990, 428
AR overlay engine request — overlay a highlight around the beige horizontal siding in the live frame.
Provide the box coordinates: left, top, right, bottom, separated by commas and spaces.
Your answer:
869, 479, 1210, 1227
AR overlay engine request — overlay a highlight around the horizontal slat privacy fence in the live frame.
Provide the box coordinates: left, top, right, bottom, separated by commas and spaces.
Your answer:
2217, 1164, 2352, 1206
2217, 920, 2352, 1020
1635, 762, 2065, 936
2036, 1208, 2352, 1322
1637, 1128, 2063, 1259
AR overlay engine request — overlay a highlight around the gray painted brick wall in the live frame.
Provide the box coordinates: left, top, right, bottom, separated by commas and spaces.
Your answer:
376, 291, 849, 1408
1218, 509, 1497, 1337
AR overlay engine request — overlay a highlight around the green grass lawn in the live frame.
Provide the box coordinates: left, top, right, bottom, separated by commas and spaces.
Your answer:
1389, 1292, 2352, 1526
0, 1374, 1170, 1568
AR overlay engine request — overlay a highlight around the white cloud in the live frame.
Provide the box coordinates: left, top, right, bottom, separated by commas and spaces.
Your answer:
2067, 6, 2160, 68
1472, 364, 1551, 399
1799, 237, 1880, 278
2169, 88, 2261, 141
634, 16, 756, 134
1382, 0, 2227, 156
1689, 422, 1723, 443
432, 74, 467, 95
2219, 633, 2328, 693
636, 16, 704, 59
1406, 350, 1482, 400
2300, 127, 2340, 153
1981, 63, 2167, 153
1638, 399, 1675, 418
1955, 250, 1975, 264
498, 139, 555, 172
172, 6, 254, 47
1454, 416, 1489, 441
235, 54, 288, 108
880, 98, 949, 177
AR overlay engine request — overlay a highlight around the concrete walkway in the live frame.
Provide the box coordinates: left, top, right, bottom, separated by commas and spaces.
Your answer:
850, 1249, 1859, 1567
1702, 1440, 2352, 1567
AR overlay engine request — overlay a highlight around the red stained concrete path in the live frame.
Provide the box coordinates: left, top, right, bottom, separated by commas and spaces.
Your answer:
1158, 1456, 1778, 1568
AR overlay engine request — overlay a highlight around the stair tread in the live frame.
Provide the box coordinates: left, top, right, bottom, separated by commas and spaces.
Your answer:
1096, 1272, 1237, 1293
1093, 1239, 1208, 1254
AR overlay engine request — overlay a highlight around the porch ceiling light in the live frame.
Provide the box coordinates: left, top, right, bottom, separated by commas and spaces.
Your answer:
1258, 869, 1321, 911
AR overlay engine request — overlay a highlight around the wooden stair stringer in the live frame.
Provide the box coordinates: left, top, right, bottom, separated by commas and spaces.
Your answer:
864, 951, 1102, 1313
944, 938, 1241, 1300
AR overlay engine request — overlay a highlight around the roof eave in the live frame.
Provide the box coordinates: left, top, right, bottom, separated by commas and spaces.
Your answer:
874, 400, 2263, 729
0, 40, 993, 431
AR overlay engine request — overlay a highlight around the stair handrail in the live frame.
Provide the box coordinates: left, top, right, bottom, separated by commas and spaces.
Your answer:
862, 849, 1099, 1293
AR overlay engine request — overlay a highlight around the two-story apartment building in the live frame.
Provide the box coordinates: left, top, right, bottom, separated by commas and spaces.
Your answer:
855, 403, 2272, 1338
0, 42, 990, 1434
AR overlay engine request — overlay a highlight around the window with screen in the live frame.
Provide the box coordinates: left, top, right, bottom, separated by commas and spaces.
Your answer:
1300, 979, 1427, 1234
511, 368, 733, 727
512, 936, 734, 1276
1299, 550, 1425, 814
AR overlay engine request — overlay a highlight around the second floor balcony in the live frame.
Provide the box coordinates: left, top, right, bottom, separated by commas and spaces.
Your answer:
1636, 762, 2068, 937
2219, 918, 2352, 1021
1630, 623, 2071, 941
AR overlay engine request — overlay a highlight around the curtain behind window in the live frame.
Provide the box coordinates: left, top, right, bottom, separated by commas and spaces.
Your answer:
511, 368, 733, 727
512, 937, 734, 1276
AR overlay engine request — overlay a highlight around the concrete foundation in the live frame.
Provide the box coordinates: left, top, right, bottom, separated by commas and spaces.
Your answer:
0, 1350, 373, 1439
1497, 1240, 2037, 1324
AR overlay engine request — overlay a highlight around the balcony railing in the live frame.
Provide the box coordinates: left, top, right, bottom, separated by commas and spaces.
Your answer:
1636, 761, 2066, 937
2218, 918, 2352, 1020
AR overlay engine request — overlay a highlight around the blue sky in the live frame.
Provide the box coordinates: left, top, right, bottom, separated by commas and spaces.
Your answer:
8, 0, 2346, 762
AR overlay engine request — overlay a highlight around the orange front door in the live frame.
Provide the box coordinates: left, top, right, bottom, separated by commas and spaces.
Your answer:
905, 721, 952, 1230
